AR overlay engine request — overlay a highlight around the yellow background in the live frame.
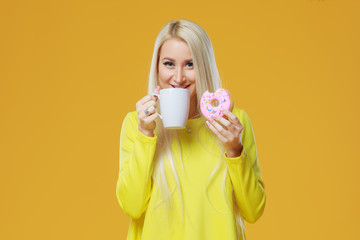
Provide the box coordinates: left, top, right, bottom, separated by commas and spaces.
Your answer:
1, 0, 359, 239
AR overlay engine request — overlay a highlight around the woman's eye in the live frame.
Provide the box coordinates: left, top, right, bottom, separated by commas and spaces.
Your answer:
164, 61, 174, 67
186, 62, 193, 67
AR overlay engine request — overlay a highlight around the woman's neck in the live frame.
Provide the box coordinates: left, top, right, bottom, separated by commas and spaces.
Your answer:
189, 109, 200, 119
188, 97, 200, 119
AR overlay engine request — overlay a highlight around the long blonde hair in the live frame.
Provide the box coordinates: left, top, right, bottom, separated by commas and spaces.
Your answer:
147, 19, 246, 240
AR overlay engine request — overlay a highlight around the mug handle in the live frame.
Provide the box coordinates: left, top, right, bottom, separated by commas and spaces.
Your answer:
151, 93, 163, 120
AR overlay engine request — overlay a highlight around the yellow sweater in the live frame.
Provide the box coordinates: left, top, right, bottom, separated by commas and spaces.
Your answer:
116, 107, 266, 240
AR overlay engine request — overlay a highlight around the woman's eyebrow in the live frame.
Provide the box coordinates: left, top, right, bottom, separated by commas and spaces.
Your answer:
161, 57, 193, 62
162, 57, 174, 61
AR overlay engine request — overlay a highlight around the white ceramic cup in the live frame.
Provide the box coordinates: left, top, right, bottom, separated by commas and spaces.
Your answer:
152, 88, 190, 129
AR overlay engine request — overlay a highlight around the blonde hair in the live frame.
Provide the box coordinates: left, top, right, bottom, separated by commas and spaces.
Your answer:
147, 19, 246, 240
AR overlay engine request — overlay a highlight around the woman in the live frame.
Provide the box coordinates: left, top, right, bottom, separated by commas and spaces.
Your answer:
116, 19, 266, 240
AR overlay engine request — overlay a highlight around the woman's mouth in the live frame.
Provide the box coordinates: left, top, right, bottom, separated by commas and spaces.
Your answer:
171, 84, 191, 89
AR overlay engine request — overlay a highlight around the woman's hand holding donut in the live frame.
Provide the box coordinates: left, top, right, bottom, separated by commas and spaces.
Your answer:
206, 108, 244, 158
136, 86, 160, 137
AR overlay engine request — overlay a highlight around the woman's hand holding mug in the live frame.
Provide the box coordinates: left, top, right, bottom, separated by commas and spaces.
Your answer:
136, 86, 160, 137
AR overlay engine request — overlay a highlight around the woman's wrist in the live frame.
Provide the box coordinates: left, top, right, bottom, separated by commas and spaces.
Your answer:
225, 145, 243, 158
138, 127, 154, 137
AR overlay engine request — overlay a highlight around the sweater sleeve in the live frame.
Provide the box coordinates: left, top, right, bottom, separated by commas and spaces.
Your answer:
115, 111, 158, 219
224, 109, 266, 223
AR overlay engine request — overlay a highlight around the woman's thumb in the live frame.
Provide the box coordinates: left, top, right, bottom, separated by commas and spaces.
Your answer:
152, 86, 160, 101
153, 85, 160, 94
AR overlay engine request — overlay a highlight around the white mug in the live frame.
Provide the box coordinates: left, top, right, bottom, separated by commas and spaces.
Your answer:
152, 88, 190, 129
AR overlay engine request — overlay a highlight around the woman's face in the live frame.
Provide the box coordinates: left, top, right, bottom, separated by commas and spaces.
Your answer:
157, 38, 196, 100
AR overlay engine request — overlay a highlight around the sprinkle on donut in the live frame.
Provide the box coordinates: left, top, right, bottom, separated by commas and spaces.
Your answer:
200, 88, 232, 121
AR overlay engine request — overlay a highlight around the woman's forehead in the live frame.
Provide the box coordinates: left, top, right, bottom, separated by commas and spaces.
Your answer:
159, 38, 192, 59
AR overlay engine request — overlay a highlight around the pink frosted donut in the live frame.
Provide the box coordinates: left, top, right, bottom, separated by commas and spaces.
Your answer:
200, 88, 233, 121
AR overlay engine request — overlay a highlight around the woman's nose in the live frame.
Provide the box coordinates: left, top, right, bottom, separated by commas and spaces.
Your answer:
173, 67, 186, 84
